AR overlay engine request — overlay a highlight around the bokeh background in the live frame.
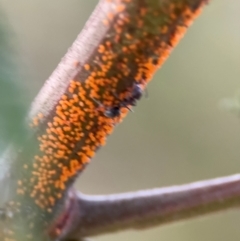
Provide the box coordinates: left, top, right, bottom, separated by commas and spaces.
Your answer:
1, 1, 240, 241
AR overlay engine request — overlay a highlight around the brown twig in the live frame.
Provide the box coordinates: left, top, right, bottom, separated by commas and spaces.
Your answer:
62, 174, 240, 240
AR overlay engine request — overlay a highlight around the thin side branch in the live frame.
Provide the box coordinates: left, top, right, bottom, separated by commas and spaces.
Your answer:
63, 174, 240, 240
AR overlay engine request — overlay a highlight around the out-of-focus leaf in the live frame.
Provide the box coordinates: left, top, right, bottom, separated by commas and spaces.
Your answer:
0, 11, 29, 150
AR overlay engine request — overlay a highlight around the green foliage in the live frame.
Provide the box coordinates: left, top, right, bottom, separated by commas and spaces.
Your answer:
0, 12, 29, 150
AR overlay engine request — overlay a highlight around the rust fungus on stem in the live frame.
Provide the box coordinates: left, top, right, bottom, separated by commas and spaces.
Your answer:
0, 0, 209, 241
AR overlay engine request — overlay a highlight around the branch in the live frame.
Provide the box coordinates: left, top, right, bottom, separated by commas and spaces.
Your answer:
0, 1, 210, 241
62, 174, 240, 240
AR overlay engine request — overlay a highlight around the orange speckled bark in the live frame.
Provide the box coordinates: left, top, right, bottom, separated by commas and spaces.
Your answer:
0, 0, 209, 240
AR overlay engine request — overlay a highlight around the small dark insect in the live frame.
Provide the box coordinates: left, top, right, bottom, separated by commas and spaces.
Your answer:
104, 106, 121, 118
123, 81, 144, 106
91, 79, 146, 119
91, 97, 123, 118
91, 97, 131, 119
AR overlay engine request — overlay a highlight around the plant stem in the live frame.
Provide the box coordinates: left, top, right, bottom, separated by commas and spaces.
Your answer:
63, 174, 240, 240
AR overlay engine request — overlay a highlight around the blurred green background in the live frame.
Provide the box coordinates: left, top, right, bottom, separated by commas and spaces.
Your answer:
1, 1, 240, 241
